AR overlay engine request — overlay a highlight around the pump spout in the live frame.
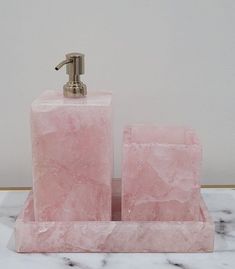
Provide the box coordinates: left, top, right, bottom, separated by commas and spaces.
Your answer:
55, 59, 72, 71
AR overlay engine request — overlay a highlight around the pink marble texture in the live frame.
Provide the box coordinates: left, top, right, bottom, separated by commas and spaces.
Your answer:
122, 125, 202, 221
15, 180, 214, 253
31, 90, 112, 221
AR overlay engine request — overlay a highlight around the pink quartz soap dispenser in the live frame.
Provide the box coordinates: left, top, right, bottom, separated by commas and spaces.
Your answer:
122, 125, 202, 221
31, 53, 112, 221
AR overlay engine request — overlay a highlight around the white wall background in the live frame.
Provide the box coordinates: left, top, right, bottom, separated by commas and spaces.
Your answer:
0, 0, 234, 187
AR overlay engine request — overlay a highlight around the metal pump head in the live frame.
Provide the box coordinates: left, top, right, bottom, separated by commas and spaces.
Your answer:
55, 53, 87, 98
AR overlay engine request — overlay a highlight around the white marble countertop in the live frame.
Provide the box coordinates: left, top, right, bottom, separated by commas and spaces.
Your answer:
0, 189, 235, 269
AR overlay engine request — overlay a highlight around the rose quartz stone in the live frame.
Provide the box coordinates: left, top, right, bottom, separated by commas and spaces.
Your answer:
31, 90, 112, 221
15, 180, 214, 253
122, 125, 202, 221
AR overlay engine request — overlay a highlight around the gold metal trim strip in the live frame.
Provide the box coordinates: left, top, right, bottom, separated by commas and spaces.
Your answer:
0, 184, 235, 191
0, 187, 31, 191
201, 184, 235, 188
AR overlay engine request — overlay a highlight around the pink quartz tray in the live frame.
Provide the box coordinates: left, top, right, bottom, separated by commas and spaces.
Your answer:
15, 181, 214, 253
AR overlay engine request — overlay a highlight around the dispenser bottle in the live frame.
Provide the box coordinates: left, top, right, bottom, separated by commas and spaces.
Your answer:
31, 53, 113, 221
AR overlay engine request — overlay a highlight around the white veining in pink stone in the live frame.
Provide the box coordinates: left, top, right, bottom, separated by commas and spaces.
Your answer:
31, 90, 113, 221
122, 125, 202, 221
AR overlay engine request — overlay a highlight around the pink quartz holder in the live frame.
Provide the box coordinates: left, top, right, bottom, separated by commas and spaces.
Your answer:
122, 125, 202, 221
15, 180, 214, 253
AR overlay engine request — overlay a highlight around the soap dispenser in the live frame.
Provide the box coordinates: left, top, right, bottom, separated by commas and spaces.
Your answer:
31, 53, 113, 221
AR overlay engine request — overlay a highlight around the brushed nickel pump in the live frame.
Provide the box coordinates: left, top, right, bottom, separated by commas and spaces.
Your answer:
55, 53, 87, 98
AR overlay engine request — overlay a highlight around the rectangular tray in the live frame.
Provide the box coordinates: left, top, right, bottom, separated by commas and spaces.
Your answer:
15, 181, 214, 253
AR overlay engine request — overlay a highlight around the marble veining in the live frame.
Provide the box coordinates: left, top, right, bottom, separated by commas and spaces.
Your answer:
0, 188, 235, 268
